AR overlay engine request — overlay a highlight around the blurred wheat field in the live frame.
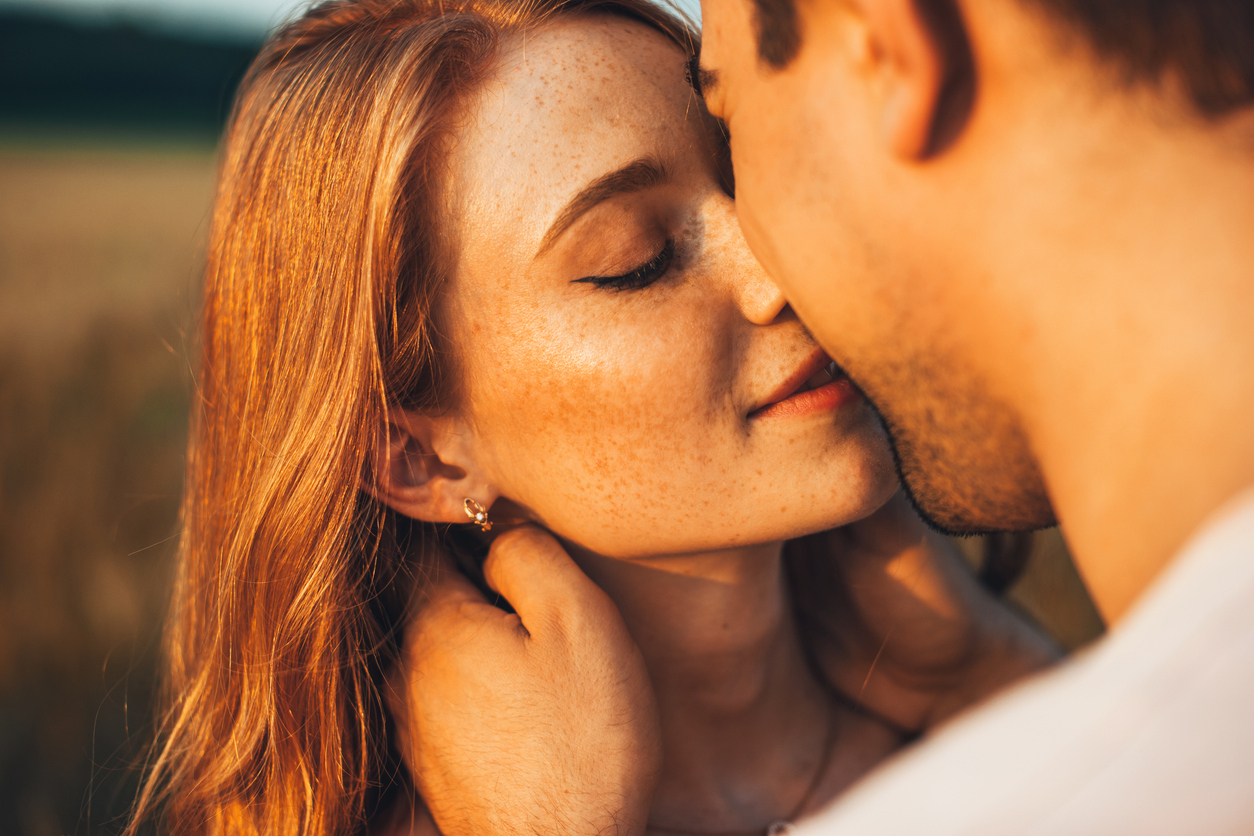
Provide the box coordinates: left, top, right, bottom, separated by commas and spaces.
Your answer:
0, 141, 213, 835
0, 140, 1103, 836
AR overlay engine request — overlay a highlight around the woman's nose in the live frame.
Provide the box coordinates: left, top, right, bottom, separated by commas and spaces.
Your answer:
737, 266, 789, 325
714, 197, 789, 325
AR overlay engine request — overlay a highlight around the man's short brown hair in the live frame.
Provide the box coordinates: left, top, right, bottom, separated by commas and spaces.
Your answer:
750, 0, 1254, 116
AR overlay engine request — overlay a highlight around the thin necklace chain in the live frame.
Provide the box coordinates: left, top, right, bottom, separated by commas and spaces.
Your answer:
645, 696, 839, 836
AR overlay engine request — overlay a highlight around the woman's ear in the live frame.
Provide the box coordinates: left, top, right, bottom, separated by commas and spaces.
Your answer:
366, 410, 495, 524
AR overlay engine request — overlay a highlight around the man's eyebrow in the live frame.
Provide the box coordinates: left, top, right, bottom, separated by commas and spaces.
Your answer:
536, 157, 669, 257
697, 64, 720, 98
685, 53, 720, 100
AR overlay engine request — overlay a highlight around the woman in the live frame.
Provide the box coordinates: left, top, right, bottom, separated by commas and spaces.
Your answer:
129, 2, 1050, 835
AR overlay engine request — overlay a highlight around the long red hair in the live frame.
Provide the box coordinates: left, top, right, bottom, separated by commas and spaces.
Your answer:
129, 2, 696, 834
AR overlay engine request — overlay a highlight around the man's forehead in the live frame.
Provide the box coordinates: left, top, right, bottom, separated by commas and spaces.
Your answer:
695, 0, 757, 84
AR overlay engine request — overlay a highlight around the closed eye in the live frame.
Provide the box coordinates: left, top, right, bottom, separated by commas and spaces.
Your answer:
572, 239, 676, 292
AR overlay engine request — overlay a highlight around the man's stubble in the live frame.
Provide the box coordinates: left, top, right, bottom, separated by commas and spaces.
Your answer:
847, 343, 1057, 537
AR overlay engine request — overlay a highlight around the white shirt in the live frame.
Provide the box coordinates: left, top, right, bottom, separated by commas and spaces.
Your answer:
799, 488, 1254, 836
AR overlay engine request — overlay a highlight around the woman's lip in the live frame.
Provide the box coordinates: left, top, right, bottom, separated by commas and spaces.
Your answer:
750, 377, 859, 420
754, 348, 835, 413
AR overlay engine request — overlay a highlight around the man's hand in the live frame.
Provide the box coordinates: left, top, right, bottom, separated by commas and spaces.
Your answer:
786, 491, 1061, 732
386, 526, 662, 836
389, 495, 1058, 836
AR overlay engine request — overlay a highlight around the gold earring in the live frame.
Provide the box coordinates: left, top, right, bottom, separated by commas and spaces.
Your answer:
463, 498, 492, 532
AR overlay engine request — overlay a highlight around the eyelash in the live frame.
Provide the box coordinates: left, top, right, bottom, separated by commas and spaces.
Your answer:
572, 239, 676, 292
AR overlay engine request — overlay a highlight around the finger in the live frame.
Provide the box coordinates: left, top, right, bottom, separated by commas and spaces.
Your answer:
422, 560, 489, 607
406, 551, 528, 647
482, 525, 614, 636
408, 543, 478, 606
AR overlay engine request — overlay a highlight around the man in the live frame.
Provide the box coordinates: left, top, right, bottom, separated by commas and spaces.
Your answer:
390, 0, 1254, 833
689, 0, 1254, 831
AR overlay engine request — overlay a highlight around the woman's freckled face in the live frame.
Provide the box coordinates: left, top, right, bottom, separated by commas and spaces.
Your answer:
442, 16, 896, 558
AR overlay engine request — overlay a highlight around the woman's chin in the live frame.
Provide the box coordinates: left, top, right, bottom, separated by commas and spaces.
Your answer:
557, 486, 900, 561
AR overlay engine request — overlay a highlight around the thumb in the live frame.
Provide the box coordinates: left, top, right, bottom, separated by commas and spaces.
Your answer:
482, 525, 616, 638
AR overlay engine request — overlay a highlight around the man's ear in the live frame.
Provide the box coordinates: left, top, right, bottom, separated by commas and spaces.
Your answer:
365, 410, 495, 524
840, 0, 972, 159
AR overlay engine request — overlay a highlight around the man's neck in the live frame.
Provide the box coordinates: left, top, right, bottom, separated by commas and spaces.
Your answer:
988, 89, 1254, 622
1036, 305, 1254, 623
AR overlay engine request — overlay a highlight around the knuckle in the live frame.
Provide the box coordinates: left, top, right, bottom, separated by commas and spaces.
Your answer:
489, 525, 556, 564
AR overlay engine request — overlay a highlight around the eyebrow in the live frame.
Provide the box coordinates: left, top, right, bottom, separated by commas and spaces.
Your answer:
536, 157, 670, 257
694, 62, 721, 100
685, 52, 721, 101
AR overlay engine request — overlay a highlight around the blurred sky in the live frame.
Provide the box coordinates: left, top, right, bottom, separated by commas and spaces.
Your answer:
0, 0, 701, 37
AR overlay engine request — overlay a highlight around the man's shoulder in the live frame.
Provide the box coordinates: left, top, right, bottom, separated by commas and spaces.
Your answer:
798, 489, 1254, 836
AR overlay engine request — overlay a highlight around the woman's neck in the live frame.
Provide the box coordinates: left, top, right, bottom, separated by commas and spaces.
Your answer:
570, 542, 842, 831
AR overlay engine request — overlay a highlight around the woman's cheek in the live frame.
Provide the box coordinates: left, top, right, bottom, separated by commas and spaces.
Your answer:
482, 343, 713, 550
